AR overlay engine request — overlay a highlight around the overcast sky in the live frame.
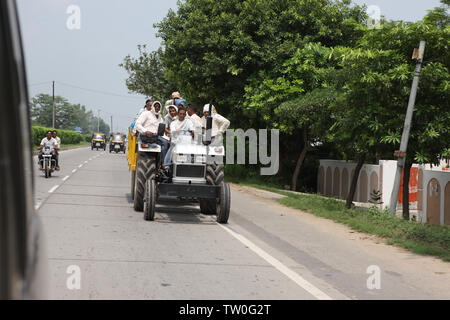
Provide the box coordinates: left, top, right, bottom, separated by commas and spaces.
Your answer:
17, 0, 443, 133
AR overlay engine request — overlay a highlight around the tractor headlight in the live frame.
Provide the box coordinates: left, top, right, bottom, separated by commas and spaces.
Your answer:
175, 154, 188, 163
195, 155, 206, 163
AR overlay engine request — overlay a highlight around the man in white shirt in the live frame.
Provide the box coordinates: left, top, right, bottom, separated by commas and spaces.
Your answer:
131, 99, 152, 134
135, 101, 169, 163
52, 130, 61, 170
164, 108, 194, 168
187, 105, 202, 129
164, 91, 182, 109
201, 104, 230, 144
38, 130, 59, 170
169, 108, 194, 134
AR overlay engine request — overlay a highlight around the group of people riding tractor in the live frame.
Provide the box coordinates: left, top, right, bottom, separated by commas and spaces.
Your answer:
131, 91, 230, 174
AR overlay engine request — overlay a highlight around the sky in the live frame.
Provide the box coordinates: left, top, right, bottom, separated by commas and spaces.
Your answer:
17, 0, 444, 133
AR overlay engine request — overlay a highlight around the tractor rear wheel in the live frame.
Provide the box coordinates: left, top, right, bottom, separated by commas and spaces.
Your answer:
134, 154, 156, 212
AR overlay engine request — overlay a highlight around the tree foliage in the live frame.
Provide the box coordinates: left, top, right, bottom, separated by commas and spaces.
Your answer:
30, 94, 110, 135
121, 0, 450, 196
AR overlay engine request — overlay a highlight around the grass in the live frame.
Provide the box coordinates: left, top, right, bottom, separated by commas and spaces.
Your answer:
228, 179, 450, 262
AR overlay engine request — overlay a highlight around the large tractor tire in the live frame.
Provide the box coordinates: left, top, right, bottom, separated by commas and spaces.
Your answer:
216, 182, 231, 224
143, 179, 156, 221
130, 170, 136, 200
133, 154, 157, 212
199, 162, 224, 215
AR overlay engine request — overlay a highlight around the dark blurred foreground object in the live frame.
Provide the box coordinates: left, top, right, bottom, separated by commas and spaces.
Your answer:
0, 0, 47, 299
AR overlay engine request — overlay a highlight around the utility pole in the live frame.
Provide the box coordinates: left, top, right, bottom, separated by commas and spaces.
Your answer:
52, 81, 55, 128
111, 116, 113, 134
389, 41, 426, 215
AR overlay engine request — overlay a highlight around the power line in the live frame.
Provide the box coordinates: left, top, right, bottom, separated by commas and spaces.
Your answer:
28, 80, 146, 100
56, 81, 145, 100
28, 81, 53, 87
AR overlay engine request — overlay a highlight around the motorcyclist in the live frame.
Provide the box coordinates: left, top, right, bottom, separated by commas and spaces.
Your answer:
134, 101, 169, 164
52, 130, 61, 170
38, 130, 59, 170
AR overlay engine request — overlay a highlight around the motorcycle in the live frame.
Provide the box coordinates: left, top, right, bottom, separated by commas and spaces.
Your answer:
39, 146, 56, 178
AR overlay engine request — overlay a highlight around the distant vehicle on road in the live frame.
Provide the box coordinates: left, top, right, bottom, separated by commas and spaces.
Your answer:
109, 133, 126, 154
39, 146, 57, 178
91, 133, 106, 151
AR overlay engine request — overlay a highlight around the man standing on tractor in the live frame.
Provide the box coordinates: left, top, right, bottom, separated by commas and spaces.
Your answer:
134, 101, 169, 164
201, 104, 230, 144
165, 91, 182, 108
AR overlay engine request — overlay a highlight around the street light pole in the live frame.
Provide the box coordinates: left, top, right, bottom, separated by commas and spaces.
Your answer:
52, 81, 55, 128
389, 41, 426, 215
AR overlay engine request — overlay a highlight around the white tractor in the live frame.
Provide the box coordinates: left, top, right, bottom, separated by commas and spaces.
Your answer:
132, 105, 231, 223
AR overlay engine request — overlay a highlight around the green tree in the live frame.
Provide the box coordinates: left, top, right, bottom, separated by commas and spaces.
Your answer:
30, 93, 110, 135
153, 0, 366, 124
244, 43, 338, 190
325, 3, 449, 210
359, 5, 450, 217
120, 46, 175, 102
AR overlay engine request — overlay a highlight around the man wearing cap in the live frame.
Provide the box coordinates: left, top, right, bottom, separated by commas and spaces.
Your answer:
201, 104, 230, 143
174, 98, 187, 111
164, 91, 182, 108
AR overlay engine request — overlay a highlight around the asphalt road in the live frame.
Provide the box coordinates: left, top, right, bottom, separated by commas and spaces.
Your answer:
34, 147, 450, 299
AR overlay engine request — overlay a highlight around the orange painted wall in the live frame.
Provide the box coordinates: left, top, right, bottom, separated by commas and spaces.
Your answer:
398, 167, 418, 204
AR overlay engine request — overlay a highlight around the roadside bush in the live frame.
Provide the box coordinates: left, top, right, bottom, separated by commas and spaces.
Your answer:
31, 126, 83, 146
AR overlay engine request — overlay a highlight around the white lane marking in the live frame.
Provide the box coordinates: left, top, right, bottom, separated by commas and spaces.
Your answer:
218, 224, 333, 300
62, 176, 70, 182
89, 158, 93, 161
84, 161, 88, 164
48, 185, 59, 194
78, 164, 83, 168
72, 169, 77, 173
35, 202, 42, 210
